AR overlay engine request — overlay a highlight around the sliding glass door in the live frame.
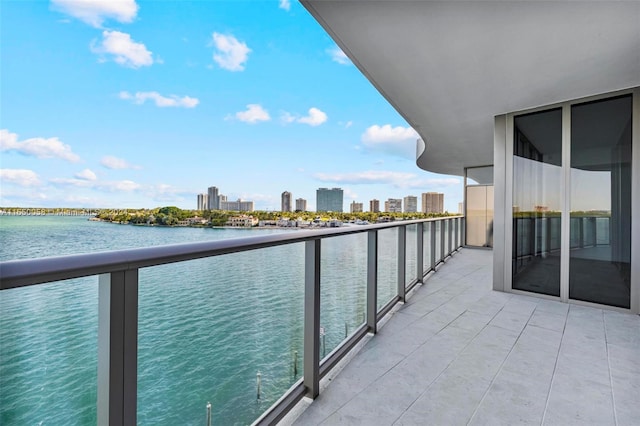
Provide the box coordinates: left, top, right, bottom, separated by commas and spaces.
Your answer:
510, 93, 633, 309
569, 95, 632, 308
512, 108, 562, 297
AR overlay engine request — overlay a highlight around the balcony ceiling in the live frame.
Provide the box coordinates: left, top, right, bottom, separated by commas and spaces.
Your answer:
302, 1, 640, 176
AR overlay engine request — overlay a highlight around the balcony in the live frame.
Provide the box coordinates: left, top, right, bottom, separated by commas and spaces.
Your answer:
288, 247, 640, 425
3, 215, 638, 425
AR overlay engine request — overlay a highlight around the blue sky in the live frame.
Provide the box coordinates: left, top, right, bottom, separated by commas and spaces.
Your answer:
0, 0, 463, 212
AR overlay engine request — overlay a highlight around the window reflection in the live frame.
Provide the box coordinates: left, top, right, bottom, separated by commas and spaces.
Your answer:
512, 108, 562, 297
570, 95, 632, 308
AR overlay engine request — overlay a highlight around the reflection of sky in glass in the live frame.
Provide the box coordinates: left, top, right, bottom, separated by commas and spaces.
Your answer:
513, 158, 612, 212
513, 156, 561, 212
571, 169, 611, 211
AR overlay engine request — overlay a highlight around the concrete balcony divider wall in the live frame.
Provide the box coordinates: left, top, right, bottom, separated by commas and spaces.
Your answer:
0, 216, 464, 426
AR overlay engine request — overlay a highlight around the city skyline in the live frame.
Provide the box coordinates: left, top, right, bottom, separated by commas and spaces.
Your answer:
199, 185, 447, 214
0, 1, 463, 212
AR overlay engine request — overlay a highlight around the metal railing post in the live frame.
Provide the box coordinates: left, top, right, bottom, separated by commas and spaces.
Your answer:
416, 222, 424, 282
397, 225, 406, 302
440, 221, 445, 263
448, 219, 453, 256
303, 239, 321, 399
430, 221, 437, 271
98, 270, 138, 426
367, 230, 378, 334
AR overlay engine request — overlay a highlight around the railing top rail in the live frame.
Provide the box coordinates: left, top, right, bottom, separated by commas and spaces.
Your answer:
0, 216, 462, 290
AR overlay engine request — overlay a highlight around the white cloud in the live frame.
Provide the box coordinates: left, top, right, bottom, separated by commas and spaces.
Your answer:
0, 169, 41, 186
119, 91, 199, 108
49, 177, 93, 187
75, 168, 97, 180
92, 30, 153, 68
328, 46, 352, 65
145, 183, 185, 201
313, 170, 460, 190
279, 0, 291, 11
103, 180, 140, 192
343, 188, 359, 200
298, 107, 328, 126
424, 177, 461, 186
100, 155, 141, 170
211, 33, 250, 71
281, 107, 328, 126
361, 124, 419, 159
51, 0, 138, 28
50, 176, 141, 192
233, 104, 271, 124
314, 170, 417, 185
362, 124, 419, 144
0, 129, 81, 162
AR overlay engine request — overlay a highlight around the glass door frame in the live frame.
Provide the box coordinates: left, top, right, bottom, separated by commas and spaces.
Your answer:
497, 87, 639, 314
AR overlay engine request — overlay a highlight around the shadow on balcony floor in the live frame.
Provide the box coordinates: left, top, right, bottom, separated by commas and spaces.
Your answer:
283, 248, 639, 426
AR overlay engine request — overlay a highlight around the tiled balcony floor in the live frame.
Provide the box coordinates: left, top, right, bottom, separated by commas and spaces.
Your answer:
286, 248, 640, 426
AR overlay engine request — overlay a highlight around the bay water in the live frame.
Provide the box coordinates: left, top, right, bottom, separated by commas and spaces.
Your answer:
0, 216, 416, 425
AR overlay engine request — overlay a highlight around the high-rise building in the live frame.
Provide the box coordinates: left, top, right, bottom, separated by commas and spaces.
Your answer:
295, 198, 307, 212
369, 199, 380, 213
404, 195, 418, 213
207, 186, 220, 210
350, 201, 363, 213
458, 202, 464, 214
422, 192, 444, 213
385, 198, 402, 213
197, 193, 208, 211
281, 191, 292, 212
220, 199, 254, 212
316, 188, 343, 212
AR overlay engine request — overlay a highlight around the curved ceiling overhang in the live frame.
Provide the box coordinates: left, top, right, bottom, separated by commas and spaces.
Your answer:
302, 1, 640, 176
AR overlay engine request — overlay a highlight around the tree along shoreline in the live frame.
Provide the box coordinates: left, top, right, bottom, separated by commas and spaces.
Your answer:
91, 206, 457, 228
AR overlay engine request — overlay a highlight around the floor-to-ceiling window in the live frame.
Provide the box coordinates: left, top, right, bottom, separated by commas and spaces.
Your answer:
512, 109, 563, 297
505, 91, 635, 310
569, 95, 632, 308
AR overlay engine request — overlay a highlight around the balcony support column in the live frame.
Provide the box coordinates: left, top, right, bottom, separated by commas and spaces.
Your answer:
98, 270, 138, 426
416, 222, 424, 282
304, 239, 321, 399
397, 225, 406, 302
367, 230, 378, 334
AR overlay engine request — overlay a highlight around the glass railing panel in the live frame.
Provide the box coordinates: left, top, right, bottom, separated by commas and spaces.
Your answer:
405, 224, 417, 285
569, 217, 581, 248
549, 217, 561, 251
320, 233, 367, 359
434, 222, 442, 262
1, 278, 99, 424
596, 217, 610, 245
377, 227, 398, 309
423, 223, 431, 272
137, 243, 305, 425
583, 217, 596, 247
